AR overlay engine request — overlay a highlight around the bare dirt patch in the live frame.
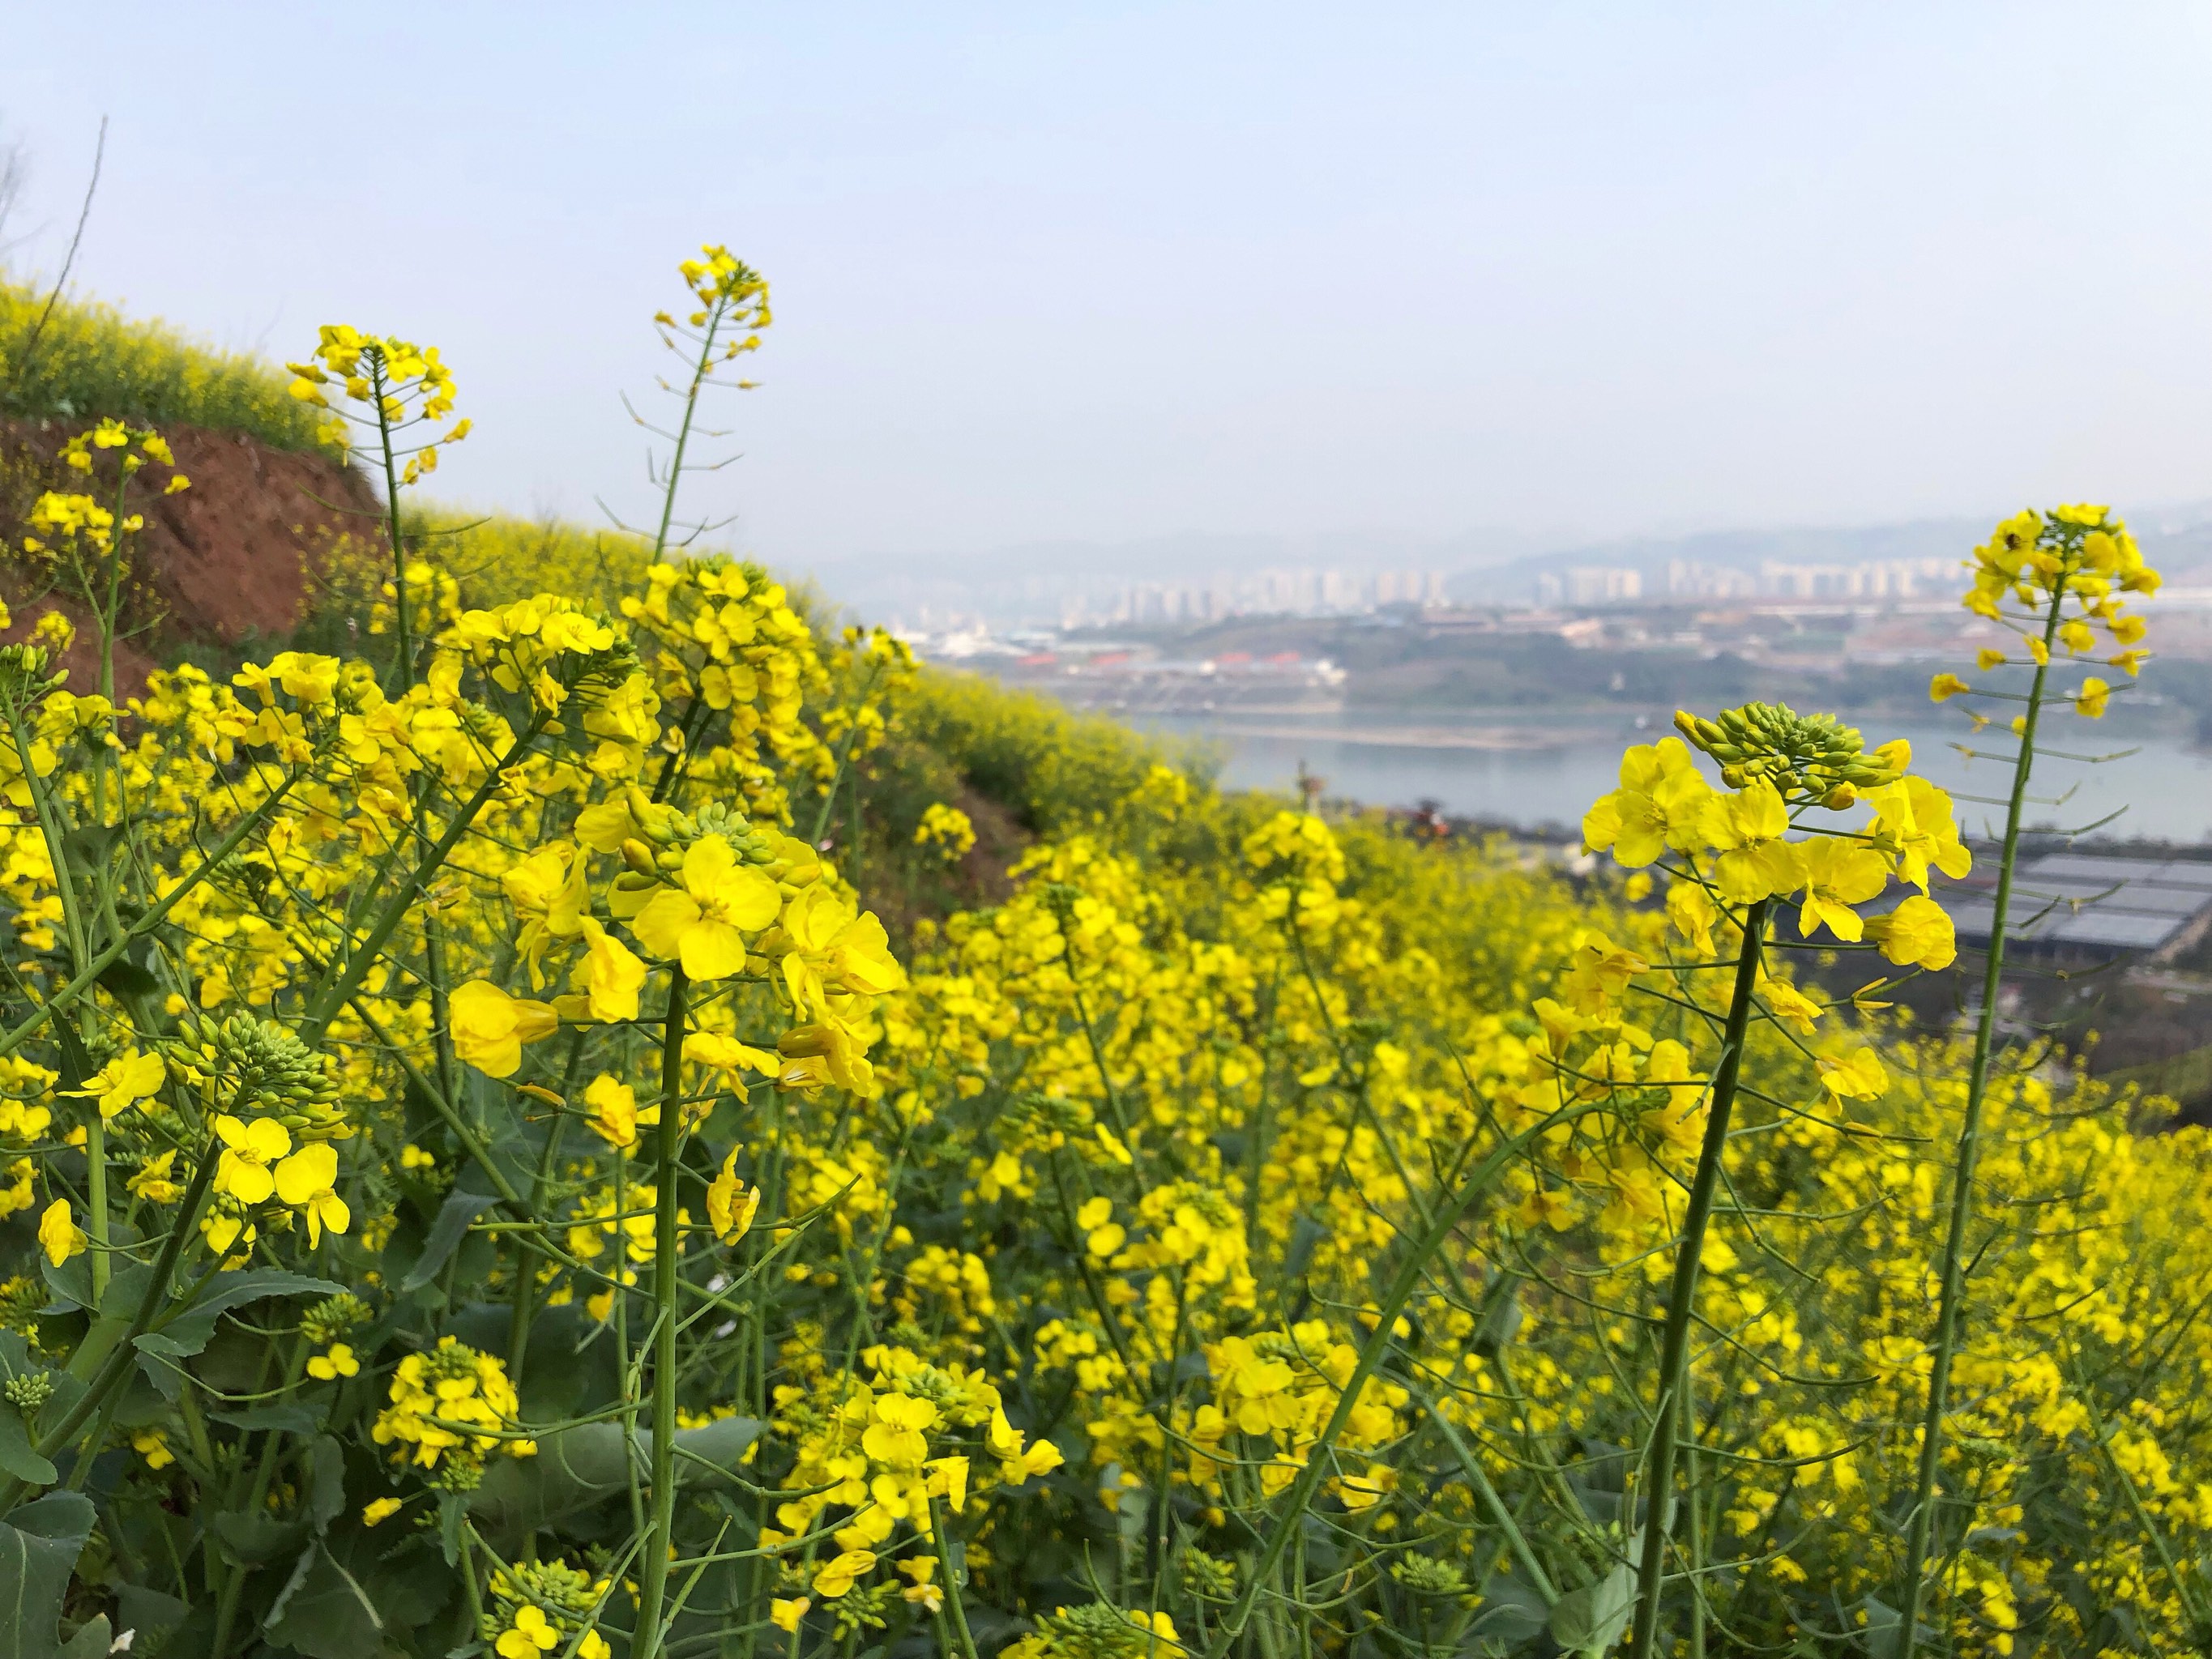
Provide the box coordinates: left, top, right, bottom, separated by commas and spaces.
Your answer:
0, 419, 379, 696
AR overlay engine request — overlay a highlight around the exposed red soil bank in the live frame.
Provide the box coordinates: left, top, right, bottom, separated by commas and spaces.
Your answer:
0, 419, 378, 697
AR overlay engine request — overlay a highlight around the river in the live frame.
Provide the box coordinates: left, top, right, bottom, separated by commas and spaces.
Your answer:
1139, 712, 2212, 844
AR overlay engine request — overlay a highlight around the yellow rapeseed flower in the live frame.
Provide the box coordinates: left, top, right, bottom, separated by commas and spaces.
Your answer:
629, 834, 781, 979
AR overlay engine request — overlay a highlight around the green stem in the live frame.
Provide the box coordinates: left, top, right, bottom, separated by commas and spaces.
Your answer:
1201, 1092, 1612, 1659
1411, 1384, 1556, 1605
654, 305, 725, 557
0, 772, 299, 1060
99, 465, 131, 705
929, 1496, 984, 1659
302, 715, 546, 1039
1891, 596, 2062, 1657
1625, 896, 1770, 1659
0, 1137, 220, 1512
632, 968, 690, 1659
5, 689, 90, 975
371, 351, 414, 692
84, 1115, 109, 1303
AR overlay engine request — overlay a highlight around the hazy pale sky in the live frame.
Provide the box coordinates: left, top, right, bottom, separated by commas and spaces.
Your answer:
6, 2, 2212, 579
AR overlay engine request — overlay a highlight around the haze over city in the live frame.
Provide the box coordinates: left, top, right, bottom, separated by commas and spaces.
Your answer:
6, 2, 2212, 612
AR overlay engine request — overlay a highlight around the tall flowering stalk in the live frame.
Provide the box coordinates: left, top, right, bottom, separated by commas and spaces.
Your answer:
287, 326, 468, 687
1578, 703, 1971, 1659
1891, 505, 2160, 1656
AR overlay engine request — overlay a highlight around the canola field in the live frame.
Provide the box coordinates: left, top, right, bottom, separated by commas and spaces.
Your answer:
0, 247, 2199, 1659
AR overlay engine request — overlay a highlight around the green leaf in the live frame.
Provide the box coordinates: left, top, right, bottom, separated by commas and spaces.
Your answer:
468, 1416, 762, 1545
1548, 1563, 1636, 1654
264, 1532, 446, 1659
0, 1407, 53, 1488
0, 1492, 96, 1659
1856, 1597, 1899, 1654
399, 1192, 501, 1293
264, 1541, 395, 1659
113, 1584, 189, 1658
436, 1491, 467, 1567
1282, 1215, 1325, 1282
209, 1508, 308, 1568
135, 1270, 343, 1362
210, 1403, 323, 1438
308, 1435, 347, 1532
53, 1617, 106, 1659
1468, 1572, 1551, 1646
36, 1252, 92, 1318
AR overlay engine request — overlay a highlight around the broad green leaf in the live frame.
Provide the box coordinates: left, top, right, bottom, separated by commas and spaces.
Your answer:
1548, 1563, 1636, 1654
0, 1492, 95, 1659
265, 1531, 446, 1659
113, 1584, 188, 1658
468, 1416, 762, 1545
308, 1435, 347, 1532
135, 1271, 343, 1362
1469, 1572, 1552, 1645
210, 1508, 307, 1568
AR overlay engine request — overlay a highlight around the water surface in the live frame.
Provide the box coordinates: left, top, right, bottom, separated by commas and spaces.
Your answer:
1141, 713, 2212, 844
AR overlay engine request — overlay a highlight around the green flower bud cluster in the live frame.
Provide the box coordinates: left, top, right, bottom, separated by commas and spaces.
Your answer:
0, 1276, 46, 1345
1027, 1601, 1161, 1659
1178, 1548, 1238, 1602
1390, 1555, 1474, 1600
1004, 1089, 1094, 1137
3, 1371, 53, 1414
692, 800, 778, 862
480, 1559, 607, 1645
564, 631, 643, 696
0, 645, 59, 699
1674, 702, 1898, 804
164, 1013, 342, 1127
828, 1581, 896, 1640
613, 786, 778, 873
300, 1290, 374, 1346
888, 1364, 993, 1429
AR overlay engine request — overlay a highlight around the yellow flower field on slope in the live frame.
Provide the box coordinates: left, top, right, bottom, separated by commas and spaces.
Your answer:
0, 245, 2193, 1659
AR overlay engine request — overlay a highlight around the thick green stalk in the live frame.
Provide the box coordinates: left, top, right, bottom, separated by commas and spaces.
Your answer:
1625, 897, 1770, 1659
84, 1116, 109, 1303
632, 970, 690, 1659
98, 463, 134, 705
929, 1496, 984, 1659
5, 693, 90, 974
1891, 598, 2061, 1657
